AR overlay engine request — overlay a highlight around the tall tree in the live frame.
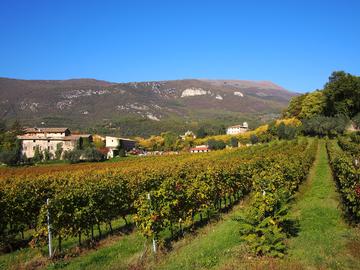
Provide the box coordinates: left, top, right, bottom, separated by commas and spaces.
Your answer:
298, 90, 326, 119
162, 132, 178, 151
282, 94, 308, 118
195, 127, 207, 139
323, 71, 360, 117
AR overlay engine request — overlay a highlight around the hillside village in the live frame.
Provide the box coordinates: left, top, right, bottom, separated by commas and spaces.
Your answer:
12, 121, 250, 163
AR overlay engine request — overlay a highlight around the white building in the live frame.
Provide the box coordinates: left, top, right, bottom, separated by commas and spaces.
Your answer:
105, 136, 136, 158
226, 122, 249, 135
180, 130, 196, 140
190, 145, 211, 153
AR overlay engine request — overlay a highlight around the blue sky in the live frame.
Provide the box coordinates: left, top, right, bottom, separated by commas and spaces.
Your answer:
0, 0, 359, 92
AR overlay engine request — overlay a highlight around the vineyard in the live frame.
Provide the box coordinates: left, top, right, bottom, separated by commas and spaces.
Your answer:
327, 136, 360, 223
0, 140, 313, 249
2, 137, 360, 269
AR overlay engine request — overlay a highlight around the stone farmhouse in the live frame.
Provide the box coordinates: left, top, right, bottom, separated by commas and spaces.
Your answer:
17, 127, 92, 159
226, 122, 249, 135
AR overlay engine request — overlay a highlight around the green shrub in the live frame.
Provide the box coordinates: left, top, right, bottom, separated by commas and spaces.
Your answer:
237, 190, 291, 257
55, 143, 63, 160
63, 149, 82, 163
250, 134, 259, 144
32, 146, 44, 163
83, 147, 104, 162
43, 149, 53, 161
302, 115, 348, 137
207, 139, 226, 150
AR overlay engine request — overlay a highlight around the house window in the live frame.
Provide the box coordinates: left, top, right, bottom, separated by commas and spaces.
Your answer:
48, 140, 50, 143
33, 140, 36, 143
24, 146, 27, 150
48, 146, 50, 150
33, 146, 35, 150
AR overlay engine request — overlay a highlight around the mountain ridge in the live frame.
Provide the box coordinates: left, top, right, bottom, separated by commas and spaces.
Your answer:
0, 77, 298, 136
0, 77, 293, 91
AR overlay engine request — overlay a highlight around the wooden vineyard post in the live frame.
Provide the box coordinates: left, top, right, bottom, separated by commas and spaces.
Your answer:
46, 198, 53, 258
147, 193, 157, 253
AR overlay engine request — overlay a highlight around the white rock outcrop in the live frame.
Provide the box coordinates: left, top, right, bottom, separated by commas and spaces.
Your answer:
62, 89, 109, 99
20, 101, 39, 112
146, 113, 160, 121
234, 91, 244, 97
215, 94, 223, 100
181, 88, 210, 97
56, 100, 73, 110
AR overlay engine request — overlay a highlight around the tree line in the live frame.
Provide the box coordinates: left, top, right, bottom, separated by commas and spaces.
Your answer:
283, 71, 360, 137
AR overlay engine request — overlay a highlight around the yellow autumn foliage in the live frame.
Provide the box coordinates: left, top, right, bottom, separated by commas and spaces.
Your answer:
137, 135, 164, 149
275, 117, 302, 127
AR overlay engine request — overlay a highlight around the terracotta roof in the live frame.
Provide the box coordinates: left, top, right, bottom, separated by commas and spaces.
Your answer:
17, 134, 90, 141
24, 127, 69, 133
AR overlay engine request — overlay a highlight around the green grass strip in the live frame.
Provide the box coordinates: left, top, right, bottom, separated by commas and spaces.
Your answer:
286, 140, 360, 269
47, 232, 145, 270
153, 202, 247, 270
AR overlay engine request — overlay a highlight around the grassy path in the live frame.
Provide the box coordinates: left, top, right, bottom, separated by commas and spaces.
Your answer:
285, 140, 360, 269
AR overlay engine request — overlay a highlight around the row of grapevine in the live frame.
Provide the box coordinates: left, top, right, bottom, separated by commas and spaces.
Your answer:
327, 140, 360, 222
338, 136, 360, 157
133, 161, 253, 240
133, 140, 315, 247
0, 140, 308, 252
237, 139, 318, 257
